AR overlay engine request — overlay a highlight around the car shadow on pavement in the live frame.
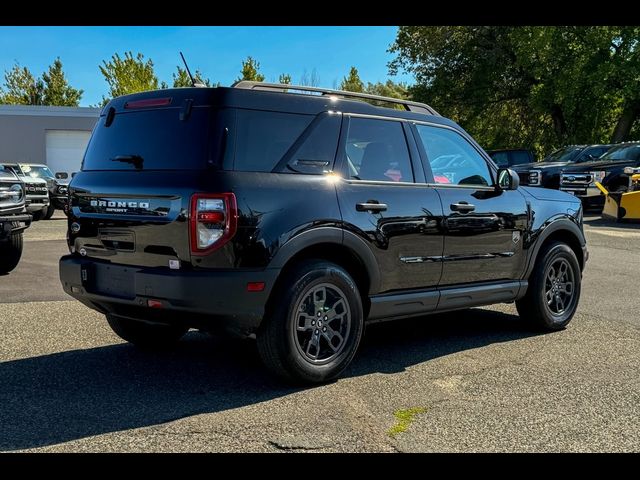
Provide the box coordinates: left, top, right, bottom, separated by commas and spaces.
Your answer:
0, 308, 538, 451
584, 216, 640, 229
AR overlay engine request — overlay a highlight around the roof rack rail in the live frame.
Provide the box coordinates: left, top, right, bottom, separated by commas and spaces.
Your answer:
232, 81, 439, 116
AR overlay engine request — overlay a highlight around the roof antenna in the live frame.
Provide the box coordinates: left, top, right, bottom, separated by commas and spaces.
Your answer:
180, 51, 205, 88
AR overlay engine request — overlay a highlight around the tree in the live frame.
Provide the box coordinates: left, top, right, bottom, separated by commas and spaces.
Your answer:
42, 58, 83, 106
389, 26, 640, 154
340, 66, 364, 92
172, 66, 211, 87
236, 56, 265, 82
0, 64, 43, 105
278, 73, 292, 85
99, 52, 159, 105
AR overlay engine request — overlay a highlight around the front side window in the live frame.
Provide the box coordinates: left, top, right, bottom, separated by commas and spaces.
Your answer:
415, 125, 493, 186
345, 117, 414, 182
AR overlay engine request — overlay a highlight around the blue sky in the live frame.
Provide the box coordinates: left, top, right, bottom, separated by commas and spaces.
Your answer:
0, 26, 412, 107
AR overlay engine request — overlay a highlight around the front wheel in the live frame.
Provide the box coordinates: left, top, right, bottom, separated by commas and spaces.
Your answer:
516, 242, 581, 330
257, 260, 364, 384
42, 203, 56, 220
0, 231, 23, 274
106, 314, 188, 350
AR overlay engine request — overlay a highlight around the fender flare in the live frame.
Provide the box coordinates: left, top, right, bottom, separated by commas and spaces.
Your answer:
268, 226, 381, 294
523, 218, 586, 279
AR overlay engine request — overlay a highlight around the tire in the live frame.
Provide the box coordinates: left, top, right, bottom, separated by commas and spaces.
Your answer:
31, 210, 44, 221
516, 241, 581, 331
257, 260, 364, 384
43, 203, 56, 220
106, 314, 188, 350
0, 230, 23, 274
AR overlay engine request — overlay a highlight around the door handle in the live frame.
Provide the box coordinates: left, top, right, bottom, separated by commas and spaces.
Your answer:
356, 201, 388, 213
450, 201, 475, 213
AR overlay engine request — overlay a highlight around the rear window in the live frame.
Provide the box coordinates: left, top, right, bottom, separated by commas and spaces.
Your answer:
234, 109, 313, 172
83, 107, 211, 171
511, 150, 532, 165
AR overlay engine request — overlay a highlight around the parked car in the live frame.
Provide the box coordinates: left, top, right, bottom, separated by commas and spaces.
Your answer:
486, 149, 535, 168
60, 82, 588, 384
1, 163, 50, 221
559, 142, 640, 208
512, 144, 613, 189
0, 166, 31, 273
18, 163, 70, 219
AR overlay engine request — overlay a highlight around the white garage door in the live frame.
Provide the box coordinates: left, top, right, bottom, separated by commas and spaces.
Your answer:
45, 130, 92, 176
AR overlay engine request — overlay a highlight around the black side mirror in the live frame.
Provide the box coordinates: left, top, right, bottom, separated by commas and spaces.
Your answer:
55, 171, 68, 180
497, 168, 520, 191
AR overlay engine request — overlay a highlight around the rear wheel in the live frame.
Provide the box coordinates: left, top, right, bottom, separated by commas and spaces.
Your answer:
257, 260, 364, 384
106, 314, 188, 350
0, 230, 23, 274
516, 241, 581, 330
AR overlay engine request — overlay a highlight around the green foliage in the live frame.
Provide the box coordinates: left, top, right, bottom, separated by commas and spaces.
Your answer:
42, 58, 83, 106
390, 26, 640, 154
0, 64, 44, 105
99, 52, 159, 106
340, 66, 364, 92
278, 73, 292, 85
237, 56, 265, 82
365, 80, 409, 100
0, 60, 82, 106
387, 407, 427, 437
172, 66, 211, 87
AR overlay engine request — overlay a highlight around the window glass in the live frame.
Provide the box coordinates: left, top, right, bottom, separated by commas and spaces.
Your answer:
511, 150, 532, 165
235, 109, 312, 172
599, 144, 640, 162
416, 125, 492, 186
489, 152, 509, 167
286, 114, 341, 174
345, 117, 413, 182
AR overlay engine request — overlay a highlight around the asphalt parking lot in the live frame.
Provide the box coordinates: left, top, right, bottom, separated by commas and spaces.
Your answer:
0, 211, 638, 452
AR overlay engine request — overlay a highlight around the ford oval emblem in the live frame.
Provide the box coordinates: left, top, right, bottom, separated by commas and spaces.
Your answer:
567, 176, 576, 182
70, 222, 81, 233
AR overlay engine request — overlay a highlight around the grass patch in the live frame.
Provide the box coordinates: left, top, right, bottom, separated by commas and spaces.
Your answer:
387, 407, 427, 437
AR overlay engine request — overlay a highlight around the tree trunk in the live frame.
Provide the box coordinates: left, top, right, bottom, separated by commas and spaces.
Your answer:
611, 101, 639, 143
550, 104, 567, 142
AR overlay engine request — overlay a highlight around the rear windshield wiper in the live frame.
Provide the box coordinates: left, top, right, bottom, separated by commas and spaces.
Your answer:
111, 155, 144, 170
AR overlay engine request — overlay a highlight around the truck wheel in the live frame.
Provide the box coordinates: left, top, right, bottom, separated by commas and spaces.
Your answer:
106, 314, 188, 350
0, 231, 23, 274
516, 241, 581, 331
43, 203, 56, 220
257, 260, 364, 384
32, 210, 44, 221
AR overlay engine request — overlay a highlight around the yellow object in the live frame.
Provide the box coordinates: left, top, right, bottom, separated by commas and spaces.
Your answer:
595, 181, 640, 221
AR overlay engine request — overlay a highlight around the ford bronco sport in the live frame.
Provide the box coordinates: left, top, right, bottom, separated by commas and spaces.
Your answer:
59, 82, 588, 383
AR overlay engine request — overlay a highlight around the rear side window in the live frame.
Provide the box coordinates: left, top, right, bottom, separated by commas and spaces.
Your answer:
490, 152, 509, 167
83, 107, 211, 171
234, 110, 313, 172
345, 117, 414, 182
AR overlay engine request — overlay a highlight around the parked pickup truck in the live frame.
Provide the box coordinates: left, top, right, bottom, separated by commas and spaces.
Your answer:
0, 166, 31, 274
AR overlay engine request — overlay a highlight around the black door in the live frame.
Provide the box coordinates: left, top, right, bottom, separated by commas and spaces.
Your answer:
335, 116, 444, 293
412, 123, 529, 286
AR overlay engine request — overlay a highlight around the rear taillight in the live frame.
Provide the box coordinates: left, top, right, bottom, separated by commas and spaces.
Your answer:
190, 193, 237, 255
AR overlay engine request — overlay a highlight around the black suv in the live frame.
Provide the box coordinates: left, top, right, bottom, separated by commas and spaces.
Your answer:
1, 166, 31, 274
512, 144, 613, 189
59, 83, 588, 383
486, 149, 535, 168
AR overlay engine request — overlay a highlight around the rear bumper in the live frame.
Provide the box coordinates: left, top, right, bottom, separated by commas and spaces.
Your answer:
0, 213, 31, 240
59, 255, 279, 335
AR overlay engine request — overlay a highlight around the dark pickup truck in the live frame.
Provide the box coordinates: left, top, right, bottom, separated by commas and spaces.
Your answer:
0, 166, 31, 274
512, 144, 613, 189
559, 142, 640, 207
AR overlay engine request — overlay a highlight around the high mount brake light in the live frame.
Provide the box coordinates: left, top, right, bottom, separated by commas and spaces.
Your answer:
124, 98, 172, 109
